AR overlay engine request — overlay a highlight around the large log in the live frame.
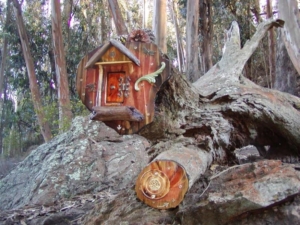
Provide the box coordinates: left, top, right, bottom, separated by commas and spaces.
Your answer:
83, 19, 300, 224
135, 145, 212, 209
136, 18, 300, 210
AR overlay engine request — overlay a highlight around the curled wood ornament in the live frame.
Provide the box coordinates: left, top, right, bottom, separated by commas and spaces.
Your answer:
135, 160, 189, 209
134, 62, 166, 91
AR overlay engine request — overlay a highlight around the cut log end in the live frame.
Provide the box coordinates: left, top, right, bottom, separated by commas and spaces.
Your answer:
135, 160, 189, 209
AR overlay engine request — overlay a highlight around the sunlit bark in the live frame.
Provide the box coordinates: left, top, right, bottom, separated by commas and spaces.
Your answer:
12, 0, 52, 142
51, 0, 73, 131
108, 0, 128, 35
152, 0, 167, 53
186, 0, 199, 82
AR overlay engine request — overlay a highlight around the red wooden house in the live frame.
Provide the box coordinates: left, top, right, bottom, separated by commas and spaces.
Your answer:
76, 30, 170, 134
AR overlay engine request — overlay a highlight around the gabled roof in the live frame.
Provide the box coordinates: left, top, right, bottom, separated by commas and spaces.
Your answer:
85, 39, 140, 68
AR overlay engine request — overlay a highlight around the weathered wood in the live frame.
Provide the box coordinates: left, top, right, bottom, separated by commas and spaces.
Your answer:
193, 19, 284, 97
91, 106, 144, 122
134, 19, 300, 213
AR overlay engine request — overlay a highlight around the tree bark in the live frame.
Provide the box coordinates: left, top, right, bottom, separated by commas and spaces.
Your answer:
51, 0, 73, 131
278, 0, 300, 76
152, 0, 167, 54
266, 0, 275, 88
185, 0, 199, 82
133, 18, 300, 212
12, 0, 52, 142
169, 0, 185, 72
62, 0, 72, 52
84, 15, 300, 218
108, 0, 128, 36
199, 0, 213, 74
275, 29, 300, 97
0, 0, 11, 155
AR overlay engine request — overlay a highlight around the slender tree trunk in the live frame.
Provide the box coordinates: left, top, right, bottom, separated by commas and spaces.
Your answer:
152, 0, 167, 54
169, 0, 185, 72
48, 50, 57, 100
142, 0, 150, 28
199, 0, 213, 74
0, 0, 11, 107
278, 0, 300, 76
266, 0, 275, 88
12, 0, 52, 142
62, 0, 72, 52
108, 0, 128, 36
186, 0, 199, 82
0, 31, 8, 107
0, 32, 8, 155
51, 0, 73, 131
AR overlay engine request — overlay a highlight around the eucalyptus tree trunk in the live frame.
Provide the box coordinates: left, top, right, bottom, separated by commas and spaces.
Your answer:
0, 0, 11, 109
199, 0, 213, 74
169, 0, 185, 72
278, 0, 300, 76
51, 0, 73, 131
0, 27, 8, 108
185, 0, 199, 82
12, 0, 52, 142
141, 19, 297, 193
62, 0, 72, 51
266, 0, 275, 88
0, 0, 11, 154
108, 0, 128, 36
142, 0, 150, 29
152, 0, 167, 54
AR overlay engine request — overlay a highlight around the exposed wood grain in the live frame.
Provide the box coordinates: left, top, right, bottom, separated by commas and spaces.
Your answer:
135, 160, 188, 209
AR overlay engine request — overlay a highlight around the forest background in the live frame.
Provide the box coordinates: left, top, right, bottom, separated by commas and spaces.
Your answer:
0, 0, 299, 167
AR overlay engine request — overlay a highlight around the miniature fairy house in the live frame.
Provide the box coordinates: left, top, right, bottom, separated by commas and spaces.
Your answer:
76, 30, 170, 134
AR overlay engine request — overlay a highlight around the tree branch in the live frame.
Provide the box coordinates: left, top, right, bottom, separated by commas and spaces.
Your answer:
193, 18, 284, 97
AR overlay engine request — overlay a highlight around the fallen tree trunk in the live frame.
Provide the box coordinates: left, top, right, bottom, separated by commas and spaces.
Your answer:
135, 18, 300, 210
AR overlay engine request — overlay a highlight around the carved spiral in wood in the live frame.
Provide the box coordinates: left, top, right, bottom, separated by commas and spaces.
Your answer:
135, 160, 189, 209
